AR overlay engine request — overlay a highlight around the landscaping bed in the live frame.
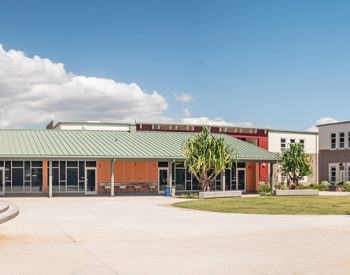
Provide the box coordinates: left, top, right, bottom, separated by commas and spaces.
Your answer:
173, 196, 350, 215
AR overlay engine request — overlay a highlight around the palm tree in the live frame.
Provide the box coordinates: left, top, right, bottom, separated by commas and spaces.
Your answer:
183, 127, 236, 192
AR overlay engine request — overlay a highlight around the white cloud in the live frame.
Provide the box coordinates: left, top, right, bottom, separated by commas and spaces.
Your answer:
180, 116, 254, 128
174, 92, 193, 102
307, 117, 338, 132
0, 44, 168, 128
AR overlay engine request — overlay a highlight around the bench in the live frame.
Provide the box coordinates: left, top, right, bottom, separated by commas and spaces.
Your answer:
99, 182, 157, 192
199, 191, 242, 199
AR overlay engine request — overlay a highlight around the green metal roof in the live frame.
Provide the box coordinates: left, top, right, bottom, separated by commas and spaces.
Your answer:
0, 130, 277, 162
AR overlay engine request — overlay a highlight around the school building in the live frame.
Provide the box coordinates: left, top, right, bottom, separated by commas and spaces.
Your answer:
0, 122, 277, 197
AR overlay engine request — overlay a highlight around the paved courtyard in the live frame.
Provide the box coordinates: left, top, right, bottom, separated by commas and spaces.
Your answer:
0, 196, 350, 275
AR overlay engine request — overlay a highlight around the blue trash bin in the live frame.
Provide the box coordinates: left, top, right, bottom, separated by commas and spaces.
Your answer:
165, 186, 171, 197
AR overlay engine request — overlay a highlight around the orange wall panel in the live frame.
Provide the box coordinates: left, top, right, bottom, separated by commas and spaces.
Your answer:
97, 160, 111, 182
96, 160, 159, 193
115, 161, 124, 182
246, 162, 258, 192
42, 160, 48, 193
148, 161, 158, 182
123, 161, 133, 182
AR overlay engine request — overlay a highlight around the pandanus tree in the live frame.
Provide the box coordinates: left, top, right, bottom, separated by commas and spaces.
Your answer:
183, 127, 236, 192
278, 143, 312, 189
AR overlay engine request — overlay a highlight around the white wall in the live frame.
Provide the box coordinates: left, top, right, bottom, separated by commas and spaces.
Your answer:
268, 130, 318, 184
268, 131, 318, 154
55, 123, 130, 131
319, 122, 350, 150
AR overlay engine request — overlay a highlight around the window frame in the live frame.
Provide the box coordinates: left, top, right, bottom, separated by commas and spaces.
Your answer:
331, 133, 336, 149
339, 132, 345, 148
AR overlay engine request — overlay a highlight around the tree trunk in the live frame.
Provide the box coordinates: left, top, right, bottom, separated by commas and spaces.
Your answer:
199, 171, 210, 192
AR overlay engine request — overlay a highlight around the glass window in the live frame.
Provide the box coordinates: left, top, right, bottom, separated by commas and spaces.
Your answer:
5, 182, 11, 192
215, 173, 221, 191
0, 161, 3, 167
5, 161, 11, 181
52, 168, 59, 192
24, 181, 31, 192
52, 161, 59, 167
175, 168, 186, 190
12, 161, 23, 167
231, 163, 237, 190
12, 167, 24, 191
79, 181, 85, 192
331, 167, 336, 183
158, 162, 168, 168
339, 132, 345, 148
237, 163, 246, 168
281, 138, 286, 151
192, 176, 199, 190
225, 169, 231, 190
31, 168, 42, 192
86, 161, 96, 167
299, 139, 305, 147
67, 161, 78, 168
290, 139, 295, 144
31, 161, 42, 168
331, 133, 336, 149
348, 132, 350, 148
60, 161, 66, 181
79, 161, 85, 180
25, 161, 31, 181
185, 170, 192, 190
176, 162, 184, 168
60, 181, 66, 192
67, 168, 78, 191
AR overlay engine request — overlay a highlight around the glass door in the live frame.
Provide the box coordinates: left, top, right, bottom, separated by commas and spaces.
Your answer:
0, 168, 4, 195
158, 168, 168, 194
237, 168, 246, 191
85, 168, 97, 194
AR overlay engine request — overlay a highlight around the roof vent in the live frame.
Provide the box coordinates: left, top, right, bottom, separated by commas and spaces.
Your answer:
129, 124, 137, 133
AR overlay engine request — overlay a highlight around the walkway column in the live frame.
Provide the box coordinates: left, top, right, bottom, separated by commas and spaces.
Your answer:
168, 160, 173, 195
222, 172, 226, 191
269, 162, 273, 194
110, 159, 115, 197
49, 160, 52, 198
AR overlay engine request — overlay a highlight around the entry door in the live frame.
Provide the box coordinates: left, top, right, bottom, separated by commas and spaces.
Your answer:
237, 168, 246, 191
0, 168, 4, 195
158, 168, 168, 194
85, 168, 97, 194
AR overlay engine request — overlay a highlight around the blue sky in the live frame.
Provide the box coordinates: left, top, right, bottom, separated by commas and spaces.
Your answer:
0, 0, 349, 130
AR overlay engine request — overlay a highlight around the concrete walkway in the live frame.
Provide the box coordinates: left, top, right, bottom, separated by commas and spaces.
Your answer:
0, 196, 350, 275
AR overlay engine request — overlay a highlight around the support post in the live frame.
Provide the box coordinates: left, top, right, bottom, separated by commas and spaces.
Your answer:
111, 159, 115, 197
168, 160, 173, 196
269, 162, 274, 194
49, 160, 52, 198
222, 172, 226, 191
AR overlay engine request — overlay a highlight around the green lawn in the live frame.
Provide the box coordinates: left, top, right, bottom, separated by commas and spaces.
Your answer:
173, 196, 350, 215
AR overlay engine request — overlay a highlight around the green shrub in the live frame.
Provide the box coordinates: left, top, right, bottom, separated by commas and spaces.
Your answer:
298, 183, 329, 191
274, 183, 289, 190
280, 183, 289, 190
299, 184, 312, 189
343, 183, 350, 192
179, 193, 199, 199
320, 181, 330, 187
258, 184, 270, 193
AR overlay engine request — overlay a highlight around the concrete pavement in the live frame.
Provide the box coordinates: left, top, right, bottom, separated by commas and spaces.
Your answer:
0, 196, 350, 275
